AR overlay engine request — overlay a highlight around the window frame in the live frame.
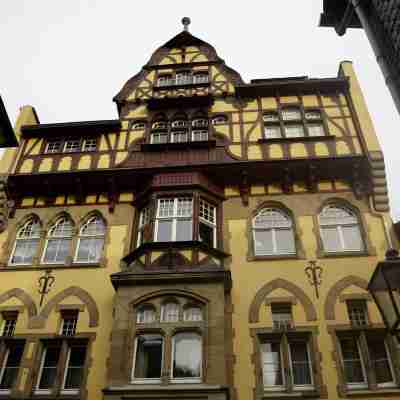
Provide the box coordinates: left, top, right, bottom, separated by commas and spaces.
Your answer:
0, 341, 25, 394
60, 344, 87, 395
1, 314, 18, 337
287, 340, 314, 390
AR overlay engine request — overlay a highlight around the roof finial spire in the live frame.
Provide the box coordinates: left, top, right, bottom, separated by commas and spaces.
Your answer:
181, 17, 191, 32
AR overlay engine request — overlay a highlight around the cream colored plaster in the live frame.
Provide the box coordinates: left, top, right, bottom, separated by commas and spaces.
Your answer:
58, 156, 72, 171
20, 159, 34, 173
77, 155, 91, 170
98, 155, 110, 169
38, 158, 53, 172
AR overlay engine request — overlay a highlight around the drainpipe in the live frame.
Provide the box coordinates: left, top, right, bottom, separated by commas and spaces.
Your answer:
349, 0, 400, 115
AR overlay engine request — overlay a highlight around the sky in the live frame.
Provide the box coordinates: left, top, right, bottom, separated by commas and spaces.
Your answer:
1, 1, 399, 220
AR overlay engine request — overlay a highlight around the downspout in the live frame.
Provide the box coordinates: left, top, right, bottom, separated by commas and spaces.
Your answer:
349, 0, 400, 115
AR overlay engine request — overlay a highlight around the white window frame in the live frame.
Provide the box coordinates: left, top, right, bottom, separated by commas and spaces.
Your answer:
60, 315, 78, 336
339, 337, 368, 390
60, 346, 85, 395
0, 348, 11, 394
137, 207, 151, 247
157, 75, 173, 87
192, 119, 208, 128
183, 306, 203, 322
305, 110, 322, 120
192, 130, 209, 141
263, 112, 280, 123
82, 138, 97, 152
152, 121, 168, 130
175, 72, 192, 85
288, 341, 314, 390
35, 347, 57, 395
45, 140, 63, 154
131, 335, 164, 384
193, 73, 209, 84
170, 332, 202, 383
307, 123, 325, 137
63, 138, 82, 153
171, 130, 189, 143
319, 205, 364, 253
281, 108, 302, 121
198, 199, 217, 248
252, 208, 296, 256
150, 132, 169, 144
161, 302, 180, 323
154, 198, 193, 242
74, 216, 105, 264
136, 306, 156, 324
264, 125, 282, 139
260, 340, 286, 391
284, 124, 305, 138
371, 340, 396, 388
171, 120, 187, 129
9, 219, 41, 266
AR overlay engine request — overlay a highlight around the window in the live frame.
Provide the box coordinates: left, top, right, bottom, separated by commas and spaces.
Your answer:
175, 72, 192, 85
271, 303, 293, 330
171, 120, 187, 129
193, 72, 209, 84
64, 139, 82, 153
155, 198, 193, 242
42, 217, 73, 264
319, 205, 364, 253
132, 121, 146, 130
1, 313, 18, 337
161, 302, 179, 322
136, 305, 156, 324
75, 216, 105, 263
260, 335, 313, 392
152, 121, 168, 130
137, 207, 151, 247
171, 332, 202, 382
183, 306, 202, 322
212, 115, 227, 125
338, 333, 396, 390
151, 132, 168, 144
45, 139, 62, 154
157, 75, 173, 87
0, 342, 24, 393
62, 346, 86, 394
82, 138, 97, 152
252, 208, 296, 256
192, 119, 208, 128
132, 334, 163, 382
9, 218, 41, 265
263, 107, 326, 140
36, 342, 87, 394
347, 300, 368, 326
192, 130, 208, 141
199, 199, 216, 247
60, 311, 78, 336
171, 131, 188, 143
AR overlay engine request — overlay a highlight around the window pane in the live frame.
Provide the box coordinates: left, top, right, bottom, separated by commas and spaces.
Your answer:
261, 342, 283, 387
184, 307, 202, 321
64, 346, 86, 389
162, 303, 179, 322
284, 125, 304, 138
137, 307, 156, 323
254, 209, 292, 229
134, 335, 163, 379
199, 222, 214, 247
308, 123, 324, 137
11, 238, 39, 264
172, 333, 201, 379
43, 239, 72, 263
282, 108, 301, 121
76, 238, 104, 262
254, 230, 273, 255
342, 226, 363, 251
176, 219, 192, 241
321, 226, 341, 252
275, 228, 296, 254
156, 220, 173, 242
158, 199, 174, 217
39, 346, 61, 389
264, 126, 282, 139
367, 338, 393, 385
290, 342, 312, 386
340, 338, 366, 385
347, 300, 368, 326
0, 344, 24, 389
172, 131, 188, 143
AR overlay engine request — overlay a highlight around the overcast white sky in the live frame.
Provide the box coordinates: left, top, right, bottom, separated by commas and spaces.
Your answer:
1, 1, 399, 220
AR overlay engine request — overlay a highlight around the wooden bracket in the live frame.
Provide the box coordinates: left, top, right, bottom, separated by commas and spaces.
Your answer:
108, 178, 118, 213
282, 167, 292, 194
239, 171, 249, 206
352, 162, 364, 199
307, 164, 318, 193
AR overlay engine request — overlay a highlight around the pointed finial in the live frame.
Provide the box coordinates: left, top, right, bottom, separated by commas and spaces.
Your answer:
181, 17, 191, 32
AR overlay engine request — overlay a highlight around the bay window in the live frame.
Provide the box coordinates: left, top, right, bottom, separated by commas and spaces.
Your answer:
140, 195, 219, 248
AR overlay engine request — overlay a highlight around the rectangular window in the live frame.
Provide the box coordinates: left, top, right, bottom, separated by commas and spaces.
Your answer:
36, 345, 62, 393
193, 72, 209, 84
137, 206, 151, 247
307, 123, 324, 137
339, 337, 367, 389
133, 335, 163, 382
347, 300, 368, 327
61, 312, 78, 336
305, 111, 321, 120
64, 139, 82, 153
0, 342, 24, 392
282, 108, 301, 121
45, 140, 63, 154
264, 126, 282, 139
198, 199, 216, 248
151, 132, 168, 144
289, 341, 313, 388
155, 198, 193, 242
82, 138, 97, 152
260, 341, 284, 390
1, 313, 18, 337
171, 131, 188, 143
271, 303, 293, 330
62, 346, 87, 393
157, 75, 173, 87
192, 130, 208, 141
284, 125, 305, 138
176, 72, 192, 85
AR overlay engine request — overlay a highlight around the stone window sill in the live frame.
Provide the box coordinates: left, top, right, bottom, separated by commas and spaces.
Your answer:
319, 250, 370, 259
345, 387, 400, 396
248, 254, 299, 262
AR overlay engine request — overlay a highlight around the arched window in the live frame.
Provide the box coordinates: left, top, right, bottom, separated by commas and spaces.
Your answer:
319, 205, 364, 252
75, 216, 105, 263
42, 217, 73, 264
171, 332, 202, 381
252, 208, 296, 256
136, 305, 156, 324
10, 218, 41, 265
161, 302, 179, 322
183, 306, 202, 322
